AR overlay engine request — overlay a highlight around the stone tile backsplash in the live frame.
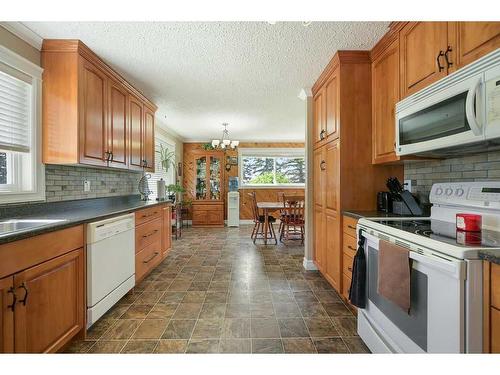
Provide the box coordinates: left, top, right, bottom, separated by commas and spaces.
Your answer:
45, 165, 141, 202
404, 150, 500, 201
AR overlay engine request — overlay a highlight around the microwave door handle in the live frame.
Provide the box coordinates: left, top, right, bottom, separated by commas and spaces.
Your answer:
466, 78, 483, 136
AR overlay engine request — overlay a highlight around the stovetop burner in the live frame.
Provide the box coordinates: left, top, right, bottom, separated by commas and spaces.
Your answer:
373, 219, 500, 248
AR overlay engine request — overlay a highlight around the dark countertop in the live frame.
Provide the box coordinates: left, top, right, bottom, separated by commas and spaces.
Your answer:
343, 210, 414, 220
478, 250, 500, 265
0, 195, 172, 245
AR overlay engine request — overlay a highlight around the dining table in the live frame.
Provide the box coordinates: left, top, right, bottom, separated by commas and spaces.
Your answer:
256, 201, 283, 245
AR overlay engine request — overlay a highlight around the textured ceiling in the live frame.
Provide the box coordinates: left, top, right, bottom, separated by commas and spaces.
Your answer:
24, 22, 389, 141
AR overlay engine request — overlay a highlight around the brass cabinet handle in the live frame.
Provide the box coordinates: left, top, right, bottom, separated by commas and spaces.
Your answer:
141, 212, 158, 218
143, 252, 159, 264
348, 245, 356, 251
142, 229, 158, 238
320, 160, 326, 171
18, 283, 28, 306
348, 225, 356, 230
444, 46, 453, 68
7, 287, 16, 312
436, 50, 445, 72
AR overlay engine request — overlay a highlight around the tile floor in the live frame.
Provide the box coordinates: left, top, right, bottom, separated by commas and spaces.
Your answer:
65, 225, 369, 354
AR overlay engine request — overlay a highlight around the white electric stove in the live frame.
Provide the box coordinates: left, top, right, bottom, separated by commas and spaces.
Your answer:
357, 181, 500, 354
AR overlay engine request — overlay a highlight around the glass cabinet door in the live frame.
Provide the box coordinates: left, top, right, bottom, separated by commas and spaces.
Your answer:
210, 156, 221, 200
195, 156, 207, 200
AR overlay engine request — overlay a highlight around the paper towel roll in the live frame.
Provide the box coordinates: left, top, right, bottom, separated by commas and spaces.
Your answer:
157, 178, 166, 200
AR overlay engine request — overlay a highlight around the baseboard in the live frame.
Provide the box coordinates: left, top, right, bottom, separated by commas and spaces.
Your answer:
302, 258, 318, 271
239, 219, 254, 225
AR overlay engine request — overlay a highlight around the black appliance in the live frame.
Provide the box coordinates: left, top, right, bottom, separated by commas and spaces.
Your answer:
377, 191, 392, 212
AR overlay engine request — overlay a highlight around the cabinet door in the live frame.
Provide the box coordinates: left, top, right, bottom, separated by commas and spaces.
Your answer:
79, 60, 108, 166
313, 89, 326, 144
313, 208, 325, 271
108, 81, 128, 168
325, 140, 340, 214
449, 22, 500, 71
209, 155, 222, 200
143, 106, 155, 172
0, 276, 14, 353
325, 70, 339, 140
128, 95, 143, 170
14, 249, 84, 353
313, 147, 325, 210
208, 209, 223, 225
372, 38, 400, 164
400, 22, 448, 98
162, 205, 172, 257
325, 212, 341, 292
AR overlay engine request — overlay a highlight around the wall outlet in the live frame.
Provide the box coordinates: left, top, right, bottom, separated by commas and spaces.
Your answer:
404, 179, 413, 193
83, 180, 91, 192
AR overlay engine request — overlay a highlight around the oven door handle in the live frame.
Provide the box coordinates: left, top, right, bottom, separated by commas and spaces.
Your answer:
466, 78, 483, 136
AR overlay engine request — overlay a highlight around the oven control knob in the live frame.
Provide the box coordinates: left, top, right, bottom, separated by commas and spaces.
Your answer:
445, 188, 453, 196
455, 188, 465, 197
436, 187, 443, 195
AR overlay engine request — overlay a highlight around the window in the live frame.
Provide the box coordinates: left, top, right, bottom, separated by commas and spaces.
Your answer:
0, 46, 44, 203
148, 135, 175, 198
239, 148, 305, 187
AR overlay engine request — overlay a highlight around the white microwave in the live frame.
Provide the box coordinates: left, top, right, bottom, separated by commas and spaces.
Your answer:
396, 48, 500, 157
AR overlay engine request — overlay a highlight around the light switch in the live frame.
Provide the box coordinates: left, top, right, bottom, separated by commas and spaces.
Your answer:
84, 180, 91, 192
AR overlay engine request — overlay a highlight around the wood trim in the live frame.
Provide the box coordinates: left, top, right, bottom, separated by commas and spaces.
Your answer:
0, 276, 14, 353
370, 22, 408, 62
42, 40, 157, 110
0, 226, 84, 279
484, 261, 491, 353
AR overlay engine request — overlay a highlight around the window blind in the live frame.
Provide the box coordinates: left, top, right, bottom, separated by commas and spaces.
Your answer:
148, 137, 175, 198
0, 69, 31, 153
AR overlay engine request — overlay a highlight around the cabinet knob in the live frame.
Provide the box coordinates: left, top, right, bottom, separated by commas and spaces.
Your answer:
7, 286, 16, 312
444, 46, 453, 68
436, 50, 445, 72
18, 282, 28, 306
320, 160, 326, 171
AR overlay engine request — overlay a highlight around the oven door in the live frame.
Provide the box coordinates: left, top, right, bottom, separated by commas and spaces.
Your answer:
396, 74, 484, 156
357, 231, 467, 353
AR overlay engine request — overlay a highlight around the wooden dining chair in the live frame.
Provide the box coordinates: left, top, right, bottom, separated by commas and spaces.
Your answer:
248, 192, 277, 244
280, 195, 305, 244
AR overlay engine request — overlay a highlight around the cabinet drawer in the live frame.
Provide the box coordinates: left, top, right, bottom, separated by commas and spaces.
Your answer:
343, 252, 354, 277
135, 206, 162, 226
343, 234, 357, 258
135, 218, 162, 253
193, 204, 222, 211
135, 240, 162, 282
343, 216, 358, 237
492, 307, 500, 354
342, 273, 352, 300
492, 263, 500, 309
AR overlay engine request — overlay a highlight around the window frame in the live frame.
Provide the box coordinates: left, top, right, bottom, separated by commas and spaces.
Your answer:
0, 45, 45, 204
238, 148, 306, 188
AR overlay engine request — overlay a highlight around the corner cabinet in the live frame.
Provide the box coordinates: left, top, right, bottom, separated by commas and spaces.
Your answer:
42, 40, 156, 171
191, 151, 225, 227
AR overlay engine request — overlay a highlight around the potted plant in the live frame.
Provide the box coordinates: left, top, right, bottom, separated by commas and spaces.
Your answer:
157, 144, 176, 172
167, 183, 185, 203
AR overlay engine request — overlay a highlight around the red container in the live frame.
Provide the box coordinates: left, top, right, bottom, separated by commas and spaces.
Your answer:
456, 213, 482, 232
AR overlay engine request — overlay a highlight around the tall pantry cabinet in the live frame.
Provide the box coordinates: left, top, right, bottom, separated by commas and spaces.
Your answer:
311, 51, 403, 295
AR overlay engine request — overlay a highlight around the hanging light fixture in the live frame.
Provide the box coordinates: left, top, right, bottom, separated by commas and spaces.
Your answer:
211, 123, 239, 151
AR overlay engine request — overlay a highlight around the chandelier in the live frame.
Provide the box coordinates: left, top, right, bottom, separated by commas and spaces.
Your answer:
211, 123, 239, 150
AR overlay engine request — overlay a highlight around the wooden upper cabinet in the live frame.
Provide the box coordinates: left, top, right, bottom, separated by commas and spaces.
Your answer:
324, 140, 340, 213
42, 40, 156, 170
0, 276, 14, 353
79, 59, 108, 167
143, 106, 155, 172
325, 69, 339, 140
448, 22, 500, 71
128, 95, 144, 170
400, 22, 449, 98
372, 38, 400, 164
108, 81, 128, 168
13, 249, 84, 353
313, 88, 326, 145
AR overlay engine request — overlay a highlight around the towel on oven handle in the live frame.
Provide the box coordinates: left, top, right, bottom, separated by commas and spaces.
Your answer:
349, 229, 366, 308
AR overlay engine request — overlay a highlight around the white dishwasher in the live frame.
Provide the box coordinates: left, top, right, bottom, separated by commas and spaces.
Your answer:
86, 213, 135, 328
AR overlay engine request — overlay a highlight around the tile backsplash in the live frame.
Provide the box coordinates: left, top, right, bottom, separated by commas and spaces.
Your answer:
404, 150, 500, 201
45, 165, 141, 202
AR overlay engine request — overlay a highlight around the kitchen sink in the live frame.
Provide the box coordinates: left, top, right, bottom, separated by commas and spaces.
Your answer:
0, 219, 68, 234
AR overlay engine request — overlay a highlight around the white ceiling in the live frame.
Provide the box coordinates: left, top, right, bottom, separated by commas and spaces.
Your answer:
23, 22, 389, 142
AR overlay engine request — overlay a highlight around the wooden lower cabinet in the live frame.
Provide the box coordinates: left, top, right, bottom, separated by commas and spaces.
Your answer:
313, 208, 325, 272
162, 205, 172, 257
14, 249, 84, 353
483, 261, 500, 353
192, 202, 224, 227
324, 212, 341, 291
0, 276, 14, 353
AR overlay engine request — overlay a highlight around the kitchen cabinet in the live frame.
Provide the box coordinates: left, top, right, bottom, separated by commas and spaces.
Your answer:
191, 151, 225, 227
400, 22, 449, 98
342, 215, 358, 307
311, 51, 403, 294
14, 249, 84, 353
0, 226, 85, 353
313, 88, 326, 146
448, 22, 500, 71
483, 261, 500, 353
0, 276, 14, 353
42, 39, 157, 170
162, 205, 172, 258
